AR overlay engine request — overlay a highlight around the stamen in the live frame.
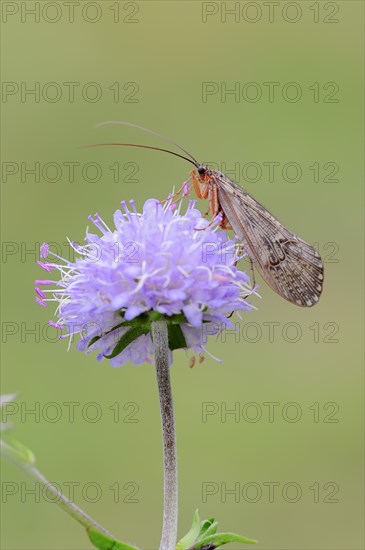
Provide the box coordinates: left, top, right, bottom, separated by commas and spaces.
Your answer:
48, 320, 63, 330
129, 200, 141, 225
40, 242, 50, 258
37, 261, 54, 272
95, 213, 112, 234
201, 345, 223, 363
35, 287, 47, 299
88, 214, 105, 233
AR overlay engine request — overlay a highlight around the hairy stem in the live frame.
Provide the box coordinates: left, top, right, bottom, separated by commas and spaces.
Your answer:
152, 320, 178, 550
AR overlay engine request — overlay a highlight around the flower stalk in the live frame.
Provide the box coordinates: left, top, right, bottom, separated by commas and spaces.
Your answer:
0, 439, 113, 539
152, 320, 178, 550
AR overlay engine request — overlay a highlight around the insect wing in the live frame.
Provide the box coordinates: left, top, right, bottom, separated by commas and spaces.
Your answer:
214, 173, 324, 307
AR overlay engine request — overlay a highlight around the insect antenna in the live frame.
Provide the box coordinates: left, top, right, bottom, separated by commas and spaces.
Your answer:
96, 120, 200, 165
84, 142, 198, 167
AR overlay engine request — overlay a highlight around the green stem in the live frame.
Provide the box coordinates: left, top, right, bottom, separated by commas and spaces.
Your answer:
152, 320, 178, 550
0, 439, 114, 538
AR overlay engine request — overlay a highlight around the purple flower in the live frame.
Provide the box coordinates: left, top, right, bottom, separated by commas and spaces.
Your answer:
36, 198, 257, 366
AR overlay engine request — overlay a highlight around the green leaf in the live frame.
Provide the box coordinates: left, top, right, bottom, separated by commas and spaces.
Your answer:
87, 528, 139, 550
88, 319, 138, 349
89, 310, 191, 355
177, 511, 257, 550
198, 520, 218, 539
168, 324, 187, 351
87, 335, 102, 348
198, 518, 216, 539
176, 509, 201, 550
104, 326, 149, 359
190, 532, 257, 549
169, 313, 188, 325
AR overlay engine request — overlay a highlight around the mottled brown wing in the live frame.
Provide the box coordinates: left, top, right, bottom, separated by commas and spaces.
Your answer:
214, 173, 324, 307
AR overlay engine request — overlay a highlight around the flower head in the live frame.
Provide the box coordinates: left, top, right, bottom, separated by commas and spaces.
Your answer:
36, 198, 256, 366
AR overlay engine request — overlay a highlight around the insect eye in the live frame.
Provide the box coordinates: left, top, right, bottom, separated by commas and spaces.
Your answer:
198, 166, 206, 175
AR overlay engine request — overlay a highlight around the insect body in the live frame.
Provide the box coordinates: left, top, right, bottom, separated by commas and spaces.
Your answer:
91, 121, 324, 307
191, 166, 324, 307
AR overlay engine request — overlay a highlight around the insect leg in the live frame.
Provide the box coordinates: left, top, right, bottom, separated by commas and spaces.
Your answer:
160, 175, 192, 204
194, 186, 220, 230
191, 170, 204, 199
208, 184, 220, 217
248, 256, 257, 289
219, 211, 234, 231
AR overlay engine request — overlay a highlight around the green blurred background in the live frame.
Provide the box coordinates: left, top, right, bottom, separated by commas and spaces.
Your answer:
1, 1, 364, 548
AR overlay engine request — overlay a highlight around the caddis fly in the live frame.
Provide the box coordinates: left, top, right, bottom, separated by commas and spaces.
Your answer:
88, 121, 324, 307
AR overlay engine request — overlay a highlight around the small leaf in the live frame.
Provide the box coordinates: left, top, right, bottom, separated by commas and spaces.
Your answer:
169, 313, 188, 325
198, 520, 218, 539
88, 320, 135, 348
198, 518, 216, 539
87, 528, 139, 550
104, 326, 149, 359
88, 335, 102, 348
191, 532, 257, 550
168, 324, 187, 351
176, 509, 201, 550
